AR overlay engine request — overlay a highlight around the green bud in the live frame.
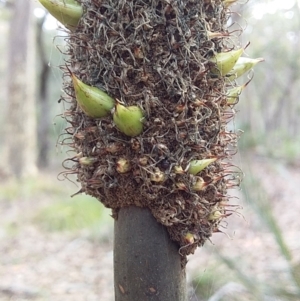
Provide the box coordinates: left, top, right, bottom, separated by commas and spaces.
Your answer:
113, 103, 144, 137
188, 158, 217, 175
210, 48, 244, 76
226, 86, 243, 104
38, 0, 83, 31
227, 57, 264, 80
226, 81, 249, 104
72, 74, 115, 118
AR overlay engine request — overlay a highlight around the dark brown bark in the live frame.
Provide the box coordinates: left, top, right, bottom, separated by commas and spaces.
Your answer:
114, 206, 187, 301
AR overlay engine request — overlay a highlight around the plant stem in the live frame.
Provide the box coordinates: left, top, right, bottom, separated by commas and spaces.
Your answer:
114, 206, 187, 301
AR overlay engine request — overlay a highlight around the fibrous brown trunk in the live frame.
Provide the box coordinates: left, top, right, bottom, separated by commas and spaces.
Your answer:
114, 206, 187, 301
3, 0, 37, 178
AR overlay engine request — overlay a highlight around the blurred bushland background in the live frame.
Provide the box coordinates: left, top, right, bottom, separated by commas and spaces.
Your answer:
0, 0, 300, 300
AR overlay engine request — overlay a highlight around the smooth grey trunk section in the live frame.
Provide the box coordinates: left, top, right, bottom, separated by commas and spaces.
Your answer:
114, 206, 187, 301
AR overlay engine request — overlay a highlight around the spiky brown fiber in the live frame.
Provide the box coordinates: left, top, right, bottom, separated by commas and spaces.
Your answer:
60, 0, 241, 262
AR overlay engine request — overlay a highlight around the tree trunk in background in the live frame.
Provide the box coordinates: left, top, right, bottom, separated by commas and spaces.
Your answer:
36, 15, 51, 169
114, 206, 187, 301
3, 0, 37, 178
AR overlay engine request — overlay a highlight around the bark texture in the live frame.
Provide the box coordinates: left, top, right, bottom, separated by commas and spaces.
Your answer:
114, 206, 187, 301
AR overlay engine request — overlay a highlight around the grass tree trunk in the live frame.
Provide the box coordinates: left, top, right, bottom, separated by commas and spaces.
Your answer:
38, 0, 253, 299
61, 0, 232, 299
114, 206, 186, 301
